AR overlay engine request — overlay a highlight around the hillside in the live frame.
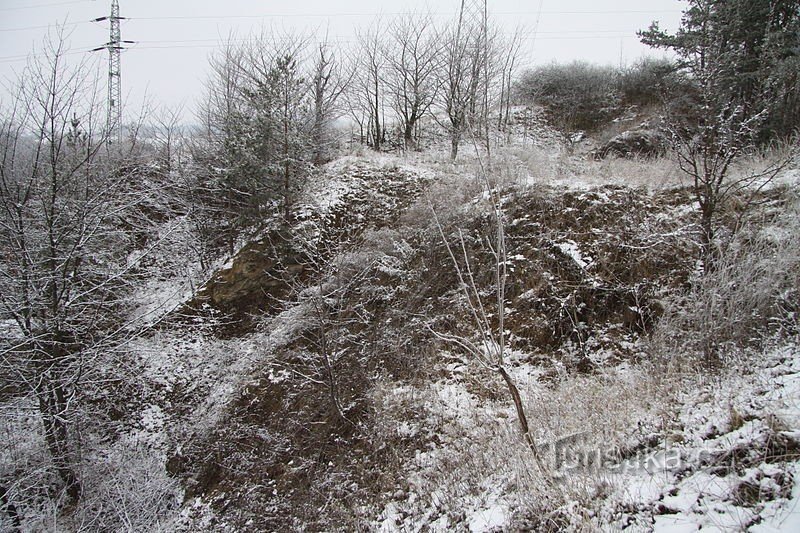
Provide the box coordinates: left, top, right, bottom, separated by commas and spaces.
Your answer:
15, 148, 789, 532
3, 1, 800, 529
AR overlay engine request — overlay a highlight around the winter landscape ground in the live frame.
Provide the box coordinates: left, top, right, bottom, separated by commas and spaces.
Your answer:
2, 1, 800, 531
3, 138, 799, 530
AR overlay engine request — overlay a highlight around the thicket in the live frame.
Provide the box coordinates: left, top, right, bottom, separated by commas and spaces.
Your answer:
640, 0, 800, 274
653, 185, 800, 365
515, 57, 682, 133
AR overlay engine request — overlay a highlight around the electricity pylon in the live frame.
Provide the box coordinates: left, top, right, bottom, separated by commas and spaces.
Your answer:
93, 1, 132, 142
460, 0, 488, 35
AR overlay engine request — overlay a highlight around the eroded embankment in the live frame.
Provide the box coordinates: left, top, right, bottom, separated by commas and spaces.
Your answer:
166, 170, 780, 530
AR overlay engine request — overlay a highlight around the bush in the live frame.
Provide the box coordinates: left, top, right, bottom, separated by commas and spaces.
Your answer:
516, 61, 621, 133
515, 58, 688, 135
617, 57, 680, 106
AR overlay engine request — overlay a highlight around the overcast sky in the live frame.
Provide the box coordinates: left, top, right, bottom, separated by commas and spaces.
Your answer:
1, 0, 683, 118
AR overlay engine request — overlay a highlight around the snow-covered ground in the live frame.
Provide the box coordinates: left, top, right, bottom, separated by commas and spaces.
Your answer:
370, 339, 800, 532
602, 343, 800, 531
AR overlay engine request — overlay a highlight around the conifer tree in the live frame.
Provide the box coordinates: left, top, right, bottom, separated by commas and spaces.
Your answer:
640, 0, 799, 269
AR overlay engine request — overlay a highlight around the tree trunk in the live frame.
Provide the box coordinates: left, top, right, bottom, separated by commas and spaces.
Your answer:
37, 381, 80, 503
496, 365, 551, 480
450, 129, 460, 160
283, 96, 292, 222
312, 108, 325, 166
699, 197, 716, 273
404, 121, 416, 151
313, 78, 326, 165
373, 75, 381, 152
35, 333, 81, 504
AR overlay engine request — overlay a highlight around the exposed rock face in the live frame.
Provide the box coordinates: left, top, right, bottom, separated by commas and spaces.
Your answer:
199, 230, 304, 316
593, 129, 667, 159
183, 161, 431, 333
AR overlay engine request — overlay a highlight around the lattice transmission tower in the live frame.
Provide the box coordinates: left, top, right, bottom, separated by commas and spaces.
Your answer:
460, 0, 488, 36
93, 0, 131, 141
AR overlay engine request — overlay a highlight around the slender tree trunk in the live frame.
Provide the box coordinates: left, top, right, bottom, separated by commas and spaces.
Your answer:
700, 210, 714, 268
697, 183, 717, 273
498, 73, 507, 132
496, 366, 551, 480
37, 378, 80, 503
322, 347, 348, 424
373, 75, 381, 152
283, 94, 291, 222
0, 484, 21, 530
313, 74, 326, 165
313, 108, 325, 165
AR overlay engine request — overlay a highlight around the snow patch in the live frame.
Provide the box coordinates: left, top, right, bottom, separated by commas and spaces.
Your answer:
556, 240, 591, 269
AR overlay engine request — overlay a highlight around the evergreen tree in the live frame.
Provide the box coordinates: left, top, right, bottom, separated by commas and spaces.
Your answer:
640, 0, 800, 140
202, 35, 314, 234
640, 0, 799, 272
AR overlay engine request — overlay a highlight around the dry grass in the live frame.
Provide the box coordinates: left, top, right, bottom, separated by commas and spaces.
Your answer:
399, 142, 685, 195
399, 137, 795, 198
652, 187, 800, 363
365, 353, 689, 529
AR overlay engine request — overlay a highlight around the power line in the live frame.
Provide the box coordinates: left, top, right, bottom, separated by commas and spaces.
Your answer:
110, 9, 683, 22
0, 0, 90, 12
536, 10, 679, 15
0, 48, 90, 64
0, 30, 652, 63
0, 8, 681, 33
0, 21, 87, 32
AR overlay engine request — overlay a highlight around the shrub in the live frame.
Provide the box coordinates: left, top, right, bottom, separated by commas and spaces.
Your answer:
515, 58, 693, 136
516, 61, 621, 133
617, 57, 680, 107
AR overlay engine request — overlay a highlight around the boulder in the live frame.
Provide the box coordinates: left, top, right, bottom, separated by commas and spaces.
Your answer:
593, 129, 667, 159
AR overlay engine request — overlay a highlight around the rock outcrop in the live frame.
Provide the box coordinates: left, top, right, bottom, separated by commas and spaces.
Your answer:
593, 129, 667, 159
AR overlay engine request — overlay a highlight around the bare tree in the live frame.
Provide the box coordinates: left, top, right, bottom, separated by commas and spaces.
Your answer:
201, 34, 246, 145
439, 2, 488, 160
383, 13, 440, 151
295, 264, 373, 426
426, 152, 550, 479
266, 228, 380, 426
0, 33, 157, 505
311, 38, 351, 165
353, 25, 386, 151
152, 104, 185, 175
496, 28, 525, 135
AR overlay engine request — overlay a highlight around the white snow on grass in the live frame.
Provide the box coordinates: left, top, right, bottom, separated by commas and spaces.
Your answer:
596, 342, 800, 531
468, 502, 508, 532
371, 340, 800, 531
557, 239, 591, 269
